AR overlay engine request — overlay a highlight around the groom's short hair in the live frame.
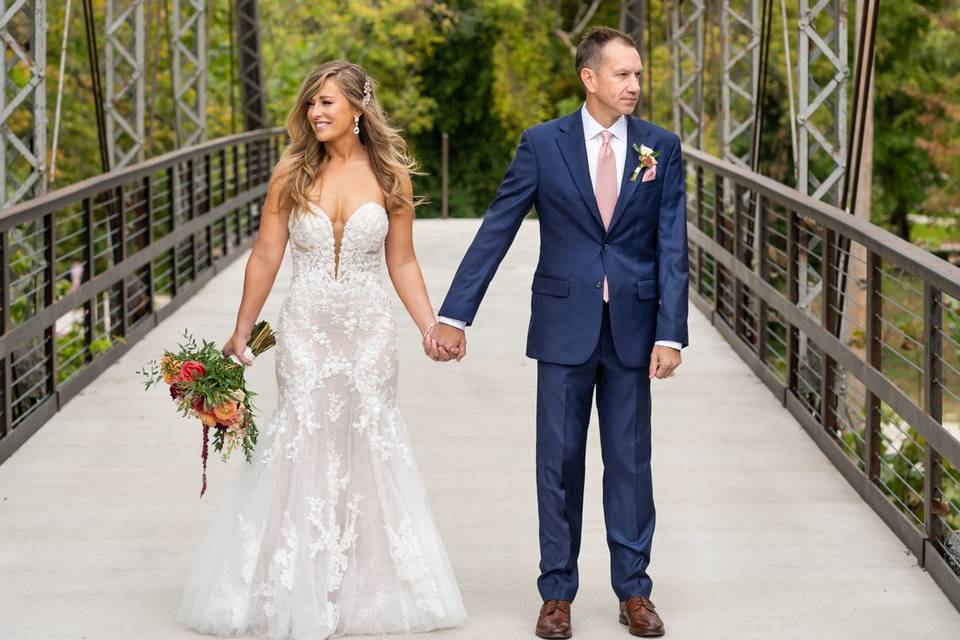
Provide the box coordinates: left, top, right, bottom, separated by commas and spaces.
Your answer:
575, 26, 639, 82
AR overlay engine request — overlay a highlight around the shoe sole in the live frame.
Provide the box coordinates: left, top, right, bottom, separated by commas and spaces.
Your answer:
619, 613, 665, 637
535, 632, 572, 640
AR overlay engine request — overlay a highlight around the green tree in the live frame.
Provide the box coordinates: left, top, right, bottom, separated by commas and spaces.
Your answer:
872, 0, 958, 241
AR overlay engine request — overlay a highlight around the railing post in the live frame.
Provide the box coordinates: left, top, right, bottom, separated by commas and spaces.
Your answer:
242, 142, 250, 191
219, 147, 228, 206
169, 165, 180, 297
117, 184, 129, 338
117, 185, 127, 262
757, 194, 769, 364
200, 151, 213, 278
923, 282, 944, 553
144, 175, 154, 314
232, 144, 240, 197
209, 149, 220, 270
204, 151, 213, 215
732, 179, 744, 339
189, 158, 199, 278
693, 161, 705, 299
239, 147, 248, 245
83, 198, 95, 366
787, 210, 800, 393
712, 169, 722, 248
1, 230, 10, 439
822, 227, 838, 433
44, 211, 56, 394
710, 169, 723, 316
865, 250, 882, 479
188, 158, 197, 220
733, 182, 743, 263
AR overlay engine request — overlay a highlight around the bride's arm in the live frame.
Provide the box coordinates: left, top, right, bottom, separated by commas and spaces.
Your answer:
225, 172, 290, 360
384, 173, 442, 342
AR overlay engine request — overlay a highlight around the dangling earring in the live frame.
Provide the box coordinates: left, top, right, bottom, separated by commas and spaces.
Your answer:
353, 115, 360, 135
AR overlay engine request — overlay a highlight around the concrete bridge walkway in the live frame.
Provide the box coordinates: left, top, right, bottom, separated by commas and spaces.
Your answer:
1, 219, 958, 639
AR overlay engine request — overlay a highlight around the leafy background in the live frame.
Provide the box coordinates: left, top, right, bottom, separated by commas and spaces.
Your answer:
41, 0, 959, 245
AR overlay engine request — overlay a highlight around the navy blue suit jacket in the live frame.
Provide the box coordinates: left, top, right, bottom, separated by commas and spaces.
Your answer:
439, 110, 689, 368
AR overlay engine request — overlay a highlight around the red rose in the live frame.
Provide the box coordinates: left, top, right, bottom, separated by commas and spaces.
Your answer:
178, 360, 206, 382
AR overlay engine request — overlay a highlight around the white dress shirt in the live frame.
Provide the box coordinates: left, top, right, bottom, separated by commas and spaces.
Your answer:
439, 103, 682, 352
582, 103, 628, 196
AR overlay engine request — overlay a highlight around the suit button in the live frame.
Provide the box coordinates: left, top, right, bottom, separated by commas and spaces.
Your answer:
595, 281, 602, 288
603, 243, 611, 251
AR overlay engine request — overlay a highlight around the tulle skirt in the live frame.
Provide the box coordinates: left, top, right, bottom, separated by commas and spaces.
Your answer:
177, 289, 467, 639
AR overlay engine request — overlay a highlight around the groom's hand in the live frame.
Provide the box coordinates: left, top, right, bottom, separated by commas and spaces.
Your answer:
429, 324, 467, 362
649, 345, 681, 380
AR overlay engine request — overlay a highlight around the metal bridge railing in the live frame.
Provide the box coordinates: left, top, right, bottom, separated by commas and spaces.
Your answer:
684, 146, 960, 610
0, 127, 286, 464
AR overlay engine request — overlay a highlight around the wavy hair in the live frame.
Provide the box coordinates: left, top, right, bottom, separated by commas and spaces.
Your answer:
271, 60, 420, 217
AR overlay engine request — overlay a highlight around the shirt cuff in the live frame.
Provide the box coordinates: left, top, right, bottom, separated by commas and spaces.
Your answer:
438, 316, 467, 331
654, 340, 682, 351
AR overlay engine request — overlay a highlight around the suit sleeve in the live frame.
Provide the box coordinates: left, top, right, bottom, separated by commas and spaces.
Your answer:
438, 129, 539, 326
655, 135, 690, 346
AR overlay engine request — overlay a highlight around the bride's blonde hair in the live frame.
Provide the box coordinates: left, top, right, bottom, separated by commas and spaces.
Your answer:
271, 60, 420, 217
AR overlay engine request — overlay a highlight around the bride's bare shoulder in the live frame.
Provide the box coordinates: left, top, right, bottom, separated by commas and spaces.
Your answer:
264, 165, 297, 218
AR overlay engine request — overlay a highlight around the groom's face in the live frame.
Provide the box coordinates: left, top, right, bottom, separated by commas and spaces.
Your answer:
585, 40, 642, 116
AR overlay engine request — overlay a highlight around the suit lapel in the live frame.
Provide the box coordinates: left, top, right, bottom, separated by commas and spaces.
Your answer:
555, 113, 605, 230
607, 116, 651, 236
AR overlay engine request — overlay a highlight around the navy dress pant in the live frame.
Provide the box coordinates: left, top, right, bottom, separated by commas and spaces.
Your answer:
535, 302, 655, 602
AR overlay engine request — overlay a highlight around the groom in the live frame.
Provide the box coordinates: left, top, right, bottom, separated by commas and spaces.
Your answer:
430, 26, 688, 638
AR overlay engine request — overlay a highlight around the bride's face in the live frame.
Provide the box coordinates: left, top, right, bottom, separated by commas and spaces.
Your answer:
305, 78, 359, 143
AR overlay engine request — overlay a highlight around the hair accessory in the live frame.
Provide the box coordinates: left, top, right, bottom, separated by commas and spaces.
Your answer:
362, 79, 373, 107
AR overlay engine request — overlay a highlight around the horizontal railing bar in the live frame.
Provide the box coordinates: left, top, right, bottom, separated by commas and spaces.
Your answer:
684, 147, 960, 299
0, 186, 266, 355
0, 128, 283, 228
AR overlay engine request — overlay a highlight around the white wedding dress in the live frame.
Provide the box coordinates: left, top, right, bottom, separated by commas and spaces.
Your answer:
178, 201, 467, 639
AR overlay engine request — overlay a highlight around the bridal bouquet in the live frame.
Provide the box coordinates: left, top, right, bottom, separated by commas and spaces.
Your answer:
137, 321, 276, 496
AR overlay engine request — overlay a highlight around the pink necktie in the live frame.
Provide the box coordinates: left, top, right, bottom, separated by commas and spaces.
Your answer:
596, 130, 617, 301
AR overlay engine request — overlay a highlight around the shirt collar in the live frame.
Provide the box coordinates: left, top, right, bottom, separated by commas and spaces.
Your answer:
581, 103, 627, 142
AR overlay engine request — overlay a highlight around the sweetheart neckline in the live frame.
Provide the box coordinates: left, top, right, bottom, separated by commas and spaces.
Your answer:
303, 200, 385, 231
298, 200, 386, 280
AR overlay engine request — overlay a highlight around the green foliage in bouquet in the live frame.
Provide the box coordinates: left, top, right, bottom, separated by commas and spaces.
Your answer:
137, 321, 276, 495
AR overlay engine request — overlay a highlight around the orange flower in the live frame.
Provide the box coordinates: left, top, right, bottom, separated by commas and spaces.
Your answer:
213, 400, 241, 424
161, 355, 182, 384
196, 409, 218, 427
191, 397, 219, 427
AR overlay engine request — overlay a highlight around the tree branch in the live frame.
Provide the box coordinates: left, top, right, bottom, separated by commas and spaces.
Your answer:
554, 0, 603, 57
571, 0, 603, 40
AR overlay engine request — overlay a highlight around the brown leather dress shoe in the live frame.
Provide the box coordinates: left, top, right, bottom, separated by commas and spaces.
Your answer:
619, 596, 665, 637
536, 599, 572, 639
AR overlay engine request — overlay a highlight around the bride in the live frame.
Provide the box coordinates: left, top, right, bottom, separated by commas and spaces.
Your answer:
177, 60, 467, 638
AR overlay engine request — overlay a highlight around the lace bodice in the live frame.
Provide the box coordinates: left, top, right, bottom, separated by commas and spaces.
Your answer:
288, 201, 388, 283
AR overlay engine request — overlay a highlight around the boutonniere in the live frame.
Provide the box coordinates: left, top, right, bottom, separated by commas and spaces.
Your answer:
629, 143, 660, 182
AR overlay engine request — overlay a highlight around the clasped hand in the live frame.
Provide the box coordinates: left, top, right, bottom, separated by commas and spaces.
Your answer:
420, 324, 680, 377
422, 323, 466, 362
